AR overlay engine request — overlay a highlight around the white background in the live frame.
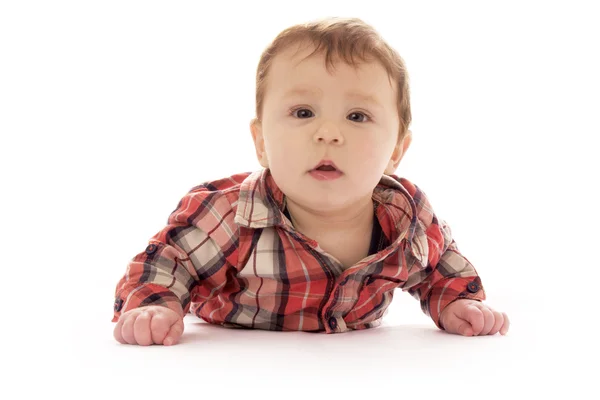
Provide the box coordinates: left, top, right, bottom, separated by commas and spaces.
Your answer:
1, 1, 598, 398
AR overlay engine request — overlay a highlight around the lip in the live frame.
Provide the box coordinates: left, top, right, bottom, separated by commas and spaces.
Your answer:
309, 169, 343, 181
310, 159, 341, 172
309, 159, 343, 181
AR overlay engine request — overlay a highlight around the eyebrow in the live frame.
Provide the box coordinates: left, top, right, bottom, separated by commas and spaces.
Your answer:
282, 87, 383, 108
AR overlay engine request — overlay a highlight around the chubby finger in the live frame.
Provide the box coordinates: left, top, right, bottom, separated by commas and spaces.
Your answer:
443, 303, 480, 336
455, 320, 474, 336
113, 316, 127, 344
163, 319, 184, 346
150, 312, 171, 345
121, 314, 137, 345
133, 311, 153, 346
500, 312, 510, 335
475, 304, 495, 336
489, 310, 504, 335
459, 304, 485, 336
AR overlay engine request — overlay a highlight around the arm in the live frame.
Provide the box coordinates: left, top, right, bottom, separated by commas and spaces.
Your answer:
112, 229, 199, 322
400, 179, 486, 330
112, 182, 240, 323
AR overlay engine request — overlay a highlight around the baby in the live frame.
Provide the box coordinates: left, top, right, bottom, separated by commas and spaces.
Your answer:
113, 17, 510, 346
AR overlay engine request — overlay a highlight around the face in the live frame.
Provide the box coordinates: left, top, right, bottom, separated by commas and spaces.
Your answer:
251, 43, 411, 213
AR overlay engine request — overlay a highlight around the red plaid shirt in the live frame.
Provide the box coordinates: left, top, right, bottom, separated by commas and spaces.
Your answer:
112, 169, 485, 333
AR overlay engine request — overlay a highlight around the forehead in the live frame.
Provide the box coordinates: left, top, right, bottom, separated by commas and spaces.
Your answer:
267, 43, 395, 96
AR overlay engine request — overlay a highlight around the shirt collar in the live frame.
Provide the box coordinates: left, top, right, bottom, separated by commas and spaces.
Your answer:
234, 168, 418, 245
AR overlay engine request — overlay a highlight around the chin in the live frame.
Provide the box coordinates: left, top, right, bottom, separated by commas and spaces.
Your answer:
301, 192, 356, 211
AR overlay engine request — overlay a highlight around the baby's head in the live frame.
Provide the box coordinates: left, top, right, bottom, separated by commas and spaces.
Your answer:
250, 17, 413, 212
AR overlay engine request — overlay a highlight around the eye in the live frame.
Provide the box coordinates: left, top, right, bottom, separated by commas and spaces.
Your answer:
347, 112, 370, 122
290, 108, 314, 118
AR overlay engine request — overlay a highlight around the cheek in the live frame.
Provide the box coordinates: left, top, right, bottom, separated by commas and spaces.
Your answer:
352, 139, 390, 169
357, 142, 377, 159
264, 134, 302, 167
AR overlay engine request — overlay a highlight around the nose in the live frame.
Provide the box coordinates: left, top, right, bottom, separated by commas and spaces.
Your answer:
313, 122, 344, 145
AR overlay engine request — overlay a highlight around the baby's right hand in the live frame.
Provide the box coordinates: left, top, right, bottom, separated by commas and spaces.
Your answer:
113, 305, 184, 346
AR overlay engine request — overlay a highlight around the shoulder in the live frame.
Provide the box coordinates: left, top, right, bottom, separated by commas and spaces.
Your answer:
167, 172, 252, 231
186, 171, 252, 198
384, 174, 435, 216
382, 174, 424, 201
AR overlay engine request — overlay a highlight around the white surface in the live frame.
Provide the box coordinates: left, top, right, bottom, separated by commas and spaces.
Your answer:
1, 1, 597, 398
67, 291, 587, 398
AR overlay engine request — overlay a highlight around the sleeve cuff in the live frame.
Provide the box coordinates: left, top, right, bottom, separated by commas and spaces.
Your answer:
427, 276, 486, 330
112, 283, 185, 322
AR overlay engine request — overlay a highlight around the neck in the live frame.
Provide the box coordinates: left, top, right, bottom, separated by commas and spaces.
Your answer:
285, 196, 374, 237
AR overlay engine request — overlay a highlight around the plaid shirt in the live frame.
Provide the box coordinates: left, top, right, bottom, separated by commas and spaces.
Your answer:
112, 169, 485, 333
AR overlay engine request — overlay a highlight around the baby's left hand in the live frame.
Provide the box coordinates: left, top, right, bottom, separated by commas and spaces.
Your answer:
439, 299, 510, 336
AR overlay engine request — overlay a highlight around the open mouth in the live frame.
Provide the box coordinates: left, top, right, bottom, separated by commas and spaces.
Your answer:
309, 160, 343, 181
311, 160, 341, 173
315, 165, 337, 172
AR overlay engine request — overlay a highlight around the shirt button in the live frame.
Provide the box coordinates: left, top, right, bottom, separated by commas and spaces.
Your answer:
145, 244, 158, 255
114, 298, 124, 312
328, 317, 338, 330
467, 281, 480, 293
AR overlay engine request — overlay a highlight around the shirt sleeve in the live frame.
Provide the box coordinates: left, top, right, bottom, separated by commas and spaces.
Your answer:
111, 186, 237, 323
400, 179, 486, 330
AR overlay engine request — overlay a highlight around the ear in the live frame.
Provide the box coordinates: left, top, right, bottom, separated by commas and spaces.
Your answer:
384, 129, 412, 175
250, 118, 269, 168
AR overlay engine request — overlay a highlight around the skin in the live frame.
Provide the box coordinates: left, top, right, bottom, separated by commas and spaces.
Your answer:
251, 42, 410, 238
250, 42, 510, 337
114, 306, 184, 346
113, 43, 510, 345
440, 299, 510, 336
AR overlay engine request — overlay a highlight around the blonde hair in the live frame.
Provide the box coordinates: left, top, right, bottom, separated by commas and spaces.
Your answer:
254, 17, 412, 140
